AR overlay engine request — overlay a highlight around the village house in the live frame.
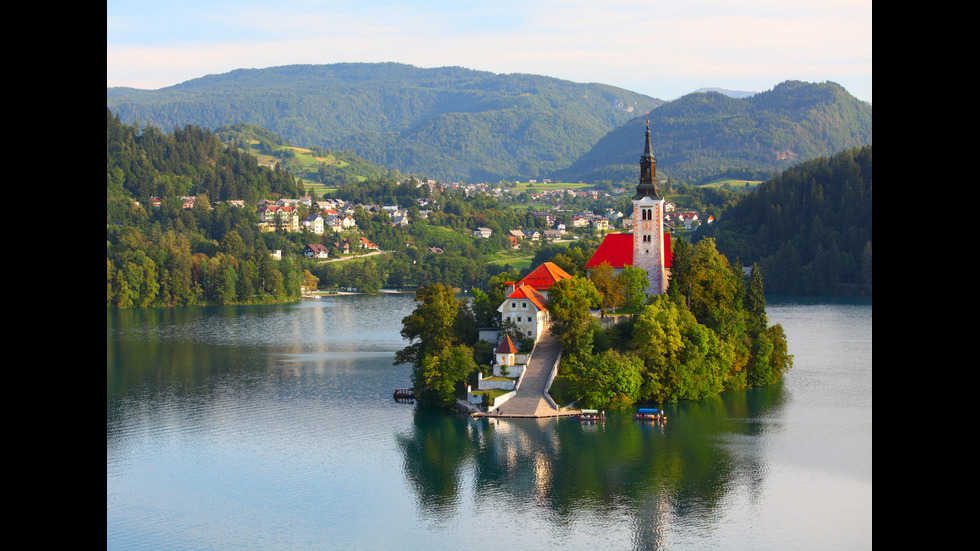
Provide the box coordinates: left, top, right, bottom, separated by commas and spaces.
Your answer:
258, 205, 300, 232
497, 262, 573, 342
333, 239, 351, 255
304, 243, 329, 259
303, 214, 325, 235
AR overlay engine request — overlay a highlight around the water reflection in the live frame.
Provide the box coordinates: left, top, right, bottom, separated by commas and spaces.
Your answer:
398, 381, 788, 550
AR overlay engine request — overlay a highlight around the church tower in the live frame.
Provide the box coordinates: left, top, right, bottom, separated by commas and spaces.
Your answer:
632, 119, 667, 295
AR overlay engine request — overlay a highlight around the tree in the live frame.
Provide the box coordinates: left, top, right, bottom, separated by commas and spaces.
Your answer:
416, 345, 478, 408
576, 349, 643, 409
616, 266, 649, 316
395, 283, 475, 406
548, 276, 601, 363
302, 269, 319, 292
588, 262, 624, 314
744, 263, 767, 337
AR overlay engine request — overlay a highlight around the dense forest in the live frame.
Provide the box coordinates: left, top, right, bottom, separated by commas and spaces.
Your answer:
107, 109, 307, 307
107, 63, 661, 183
556, 81, 872, 184
106, 109, 606, 308
698, 145, 872, 295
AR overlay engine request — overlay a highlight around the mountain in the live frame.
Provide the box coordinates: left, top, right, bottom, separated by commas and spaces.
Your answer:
107, 63, 662, 183
554, 81, 872, 184
691, 87, 759, 99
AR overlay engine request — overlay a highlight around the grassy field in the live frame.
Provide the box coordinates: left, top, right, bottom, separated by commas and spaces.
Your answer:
488, 256, 534, 271
698, 177, 763, 191
241, 141, 349, 196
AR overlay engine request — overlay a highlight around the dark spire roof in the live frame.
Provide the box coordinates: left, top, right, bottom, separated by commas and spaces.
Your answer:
633, 117, 662, 200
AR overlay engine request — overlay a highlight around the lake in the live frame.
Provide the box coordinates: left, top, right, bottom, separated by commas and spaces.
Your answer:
107, 294, 871, 550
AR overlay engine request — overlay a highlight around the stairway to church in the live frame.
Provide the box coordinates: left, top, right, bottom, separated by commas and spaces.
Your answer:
493, 328, 567, 418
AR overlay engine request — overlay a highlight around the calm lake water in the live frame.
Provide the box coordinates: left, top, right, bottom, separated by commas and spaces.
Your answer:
107, 294, 872, 550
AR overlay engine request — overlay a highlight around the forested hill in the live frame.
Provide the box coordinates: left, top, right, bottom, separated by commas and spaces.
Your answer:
697, 145, 872, 295
106, 63, 662, 183
554, 81, 872, 184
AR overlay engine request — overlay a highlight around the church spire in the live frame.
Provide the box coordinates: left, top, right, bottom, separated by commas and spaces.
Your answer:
633, 116, 661, 200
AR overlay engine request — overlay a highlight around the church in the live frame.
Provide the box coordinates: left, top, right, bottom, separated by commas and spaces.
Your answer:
584, 120, 671, 296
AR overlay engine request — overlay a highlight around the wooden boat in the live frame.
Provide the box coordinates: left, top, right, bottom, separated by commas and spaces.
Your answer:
633, 408, 665, 422
574, 409, 605, 421
392, 388, 415, 402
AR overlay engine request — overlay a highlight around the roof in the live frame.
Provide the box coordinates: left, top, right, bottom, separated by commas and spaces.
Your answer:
585, 232, 672, 269
585, 233, 633, 269
516, 262, 573, 292
495, 334, 518, 354
504, 285, 547, 311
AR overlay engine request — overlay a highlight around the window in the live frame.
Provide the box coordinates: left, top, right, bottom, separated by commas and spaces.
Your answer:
522, 302, 527, 308
511, 302, 516, 308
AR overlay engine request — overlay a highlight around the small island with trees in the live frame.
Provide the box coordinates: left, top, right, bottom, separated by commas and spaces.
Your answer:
396, 124, 793, 412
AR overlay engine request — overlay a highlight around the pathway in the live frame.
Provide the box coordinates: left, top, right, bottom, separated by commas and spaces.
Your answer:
490, 328, 577, 418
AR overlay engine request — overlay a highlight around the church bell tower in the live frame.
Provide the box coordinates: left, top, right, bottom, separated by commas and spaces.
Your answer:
632, 119, 667, 295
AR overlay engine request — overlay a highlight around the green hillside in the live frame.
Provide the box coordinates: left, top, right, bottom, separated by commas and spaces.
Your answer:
555, 81, 872, 184
107, 63, 662, 183
214, 122, 392, 194
698, 144, 872, 295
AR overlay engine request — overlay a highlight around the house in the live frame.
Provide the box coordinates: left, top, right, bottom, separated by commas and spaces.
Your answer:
494, 334, 518, 376
303, 214, 324, 235
543, 229, 563, 241
333, 240, 351, 255
496, 261, 574, 342
357, 236, 379, 251
498, 283, 549, 341
304, 243, 329, 259
258, 205, 300, 232
473, 227, 492, 238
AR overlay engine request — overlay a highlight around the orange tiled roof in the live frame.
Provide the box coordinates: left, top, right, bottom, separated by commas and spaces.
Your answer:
517, 261, 572, 292
506, 284, 547, 311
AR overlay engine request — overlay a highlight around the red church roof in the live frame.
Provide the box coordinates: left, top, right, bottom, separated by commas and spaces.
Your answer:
585, 232, 672, 269
585, 233, 633, 269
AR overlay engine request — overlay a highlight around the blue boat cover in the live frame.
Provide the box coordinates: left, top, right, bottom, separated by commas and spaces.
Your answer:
637, 408, 659, 414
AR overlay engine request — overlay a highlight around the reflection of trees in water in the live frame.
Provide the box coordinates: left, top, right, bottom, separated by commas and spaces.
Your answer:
396, 409, 480, 517
397, 383, 786, 549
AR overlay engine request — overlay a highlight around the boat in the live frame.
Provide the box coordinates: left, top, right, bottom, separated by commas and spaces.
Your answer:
392, 388, 415, 402
574, 409, 605, 421
633, 408, 665, 422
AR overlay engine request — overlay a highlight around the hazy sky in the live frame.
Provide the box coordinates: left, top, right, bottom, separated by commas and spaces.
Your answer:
107, 0, 871, 103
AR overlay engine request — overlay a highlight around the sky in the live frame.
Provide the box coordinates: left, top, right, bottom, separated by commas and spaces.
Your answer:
107, 0, 871, 103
